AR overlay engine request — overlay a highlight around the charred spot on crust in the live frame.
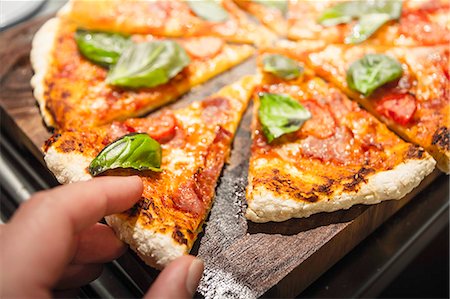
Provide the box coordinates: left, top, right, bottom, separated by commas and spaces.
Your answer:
343, 167, 375, 192
313, 179, 335, 195
431, 127, 450, 151
405, 145, 425, 159
172, 227, 188, 245
43, 133, 61, 152
257, 170, 321, 203
125, 197, 152, 218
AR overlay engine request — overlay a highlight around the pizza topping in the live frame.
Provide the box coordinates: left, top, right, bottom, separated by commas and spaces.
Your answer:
262, 54, 303, 80
318, 0, 402, 44
182, 37, 224, 59
75, 29, 131, 67
258, 93, 311, 143
106, 40, 190, 88
376, 93, 416, 125
298, 100, 336, 139
125, 111, 177, 144
254, 0, 288, 16
89, 133, 162, 176
346, 54, 403, 96
187, 0, 229, 22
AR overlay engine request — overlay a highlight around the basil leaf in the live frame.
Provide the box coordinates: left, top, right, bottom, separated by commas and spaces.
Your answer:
187, 0, 229, 22
318, 0, 402, 43
89, 133, 162, 176
262, 54, 303, 80
318, 1, 361, 27
344, 13, 391, 44
254, 0, 288, 16
258, 93, 311, 143
346, 54, 403, 96
106, 40, 190, 88
75, 29, 131, 67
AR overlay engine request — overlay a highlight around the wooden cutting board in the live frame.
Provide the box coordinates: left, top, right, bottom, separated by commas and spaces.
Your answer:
0, 16, 441, 298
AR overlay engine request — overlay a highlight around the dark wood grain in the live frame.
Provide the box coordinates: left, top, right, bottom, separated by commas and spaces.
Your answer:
0, 17, 442, 299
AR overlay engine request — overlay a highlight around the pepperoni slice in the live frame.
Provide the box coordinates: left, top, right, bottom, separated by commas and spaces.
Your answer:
125, 111, 177, 143
298, 100, 336, 139
182, 37, 224, 59
376, 93, 417, 126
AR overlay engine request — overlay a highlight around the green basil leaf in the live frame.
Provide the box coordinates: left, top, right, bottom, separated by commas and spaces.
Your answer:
262, 54, 303, 80
254, 0, 288, 16
75, 29, 131, 67
318, 1, 361, 27
187, 0, 229, 22
89, 133, 162, 176
346, 54, 403, 96
106, 40, 190, 88
344, 13, 391, 44
258, 93, 311, 143
318, 0, 402, 43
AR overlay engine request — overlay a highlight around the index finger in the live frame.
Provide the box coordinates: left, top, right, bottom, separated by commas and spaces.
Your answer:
31, 175, 143, 232
2, 176, 143, 293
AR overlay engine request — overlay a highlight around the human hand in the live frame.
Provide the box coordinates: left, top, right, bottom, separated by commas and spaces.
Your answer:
0, 176, 204, 298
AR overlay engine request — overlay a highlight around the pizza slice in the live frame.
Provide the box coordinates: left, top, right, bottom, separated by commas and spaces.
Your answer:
31, 17, 254, 130
236, 0, 449, 46
43, 76, 256, 268
245, 51, 435, 222
59, 0, 276, 46
304, 43, 449, 173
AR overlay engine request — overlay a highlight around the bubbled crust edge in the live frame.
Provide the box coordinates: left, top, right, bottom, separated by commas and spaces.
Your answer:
105, 215, 188, 269
30, 17, 59, 128
245, 155, 436, 223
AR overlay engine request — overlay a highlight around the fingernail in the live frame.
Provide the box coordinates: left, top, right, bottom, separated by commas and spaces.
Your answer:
186, 258, 204, 295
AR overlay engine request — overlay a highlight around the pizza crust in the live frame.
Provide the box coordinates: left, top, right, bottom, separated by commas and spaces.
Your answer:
105, 215, 187, 269
30, 18, 59, 128
246, 156, 436, 222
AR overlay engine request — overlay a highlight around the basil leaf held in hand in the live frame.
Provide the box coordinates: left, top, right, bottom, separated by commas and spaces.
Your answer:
318, 0, 402, 44
107, 40, 190, 88
262, 54, 303, 80
187, 0, 229, 22
346, 54, 403, 96
75, 29, 131, 67
258, 93, 311, 143
89, 133, 162, 176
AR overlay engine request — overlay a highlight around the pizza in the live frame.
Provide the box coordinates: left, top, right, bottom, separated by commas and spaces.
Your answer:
304, 43, 450, 173
59, 0, 276, 46
43, 76, 256, 268
27, 0, 448, 270
236, 0, 450, 46
245, 51, 436, 222
31, 17, 254, 130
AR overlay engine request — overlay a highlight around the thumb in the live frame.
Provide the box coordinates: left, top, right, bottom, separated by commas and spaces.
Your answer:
144, 255, 204, 299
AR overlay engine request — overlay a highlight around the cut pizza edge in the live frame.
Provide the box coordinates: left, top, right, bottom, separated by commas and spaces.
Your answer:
30, 17, 255, 129
43, 75, 257, 268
